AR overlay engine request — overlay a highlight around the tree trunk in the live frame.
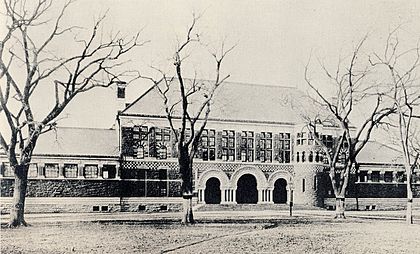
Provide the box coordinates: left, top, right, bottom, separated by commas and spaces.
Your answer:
406, 181, 413, 225
9, 164, 29, 227
182, 193, 194, 225
335, 197, 346, 219
179, 150, 195, 225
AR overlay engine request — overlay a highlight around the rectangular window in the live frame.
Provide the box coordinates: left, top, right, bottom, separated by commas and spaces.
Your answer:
64, 164, 78, 178
102, 165, 116, 179
45, 163, 59, 178
28, 163, 38, 178
302, 178, 306, 192
201, 129, 216, 161
240, 131, 254, 162
279, 133, 291, 163
84, 165, 98, 178
2, 163, 14, 177
322, 135, 334, 149
359, 171, 368, 182
260, 132, 272, 163
396, 172, 406, 183
371, 171, 380, 182
384, 171, 393, 183
222, 130, 235, 161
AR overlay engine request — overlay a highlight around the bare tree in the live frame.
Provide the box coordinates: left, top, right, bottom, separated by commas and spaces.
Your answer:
303, 37, 396, 218
0, 0, 144, 227
141, 15, 234, 224
369, 29, 420, 224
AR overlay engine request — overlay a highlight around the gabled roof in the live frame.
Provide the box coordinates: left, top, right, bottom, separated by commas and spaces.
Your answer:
357, 141, 402, 164
33, 127, 119, 157
122, 80, 301, 124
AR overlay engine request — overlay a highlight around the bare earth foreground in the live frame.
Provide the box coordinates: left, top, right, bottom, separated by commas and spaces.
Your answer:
1, 212, 420, 253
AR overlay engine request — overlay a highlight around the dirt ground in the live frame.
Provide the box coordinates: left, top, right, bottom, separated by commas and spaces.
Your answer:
1, 216, 420, 253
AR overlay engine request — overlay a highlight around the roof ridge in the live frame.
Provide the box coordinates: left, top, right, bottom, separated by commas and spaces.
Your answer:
55, 126, 115, 131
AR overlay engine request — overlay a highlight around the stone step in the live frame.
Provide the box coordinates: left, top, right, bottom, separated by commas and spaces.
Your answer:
195, 203, 326, 212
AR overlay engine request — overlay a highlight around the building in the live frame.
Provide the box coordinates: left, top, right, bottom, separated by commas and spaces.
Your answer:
1, 81, 419, 213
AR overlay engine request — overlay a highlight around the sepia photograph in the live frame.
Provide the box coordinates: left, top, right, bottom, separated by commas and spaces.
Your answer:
1, 0, 420, 253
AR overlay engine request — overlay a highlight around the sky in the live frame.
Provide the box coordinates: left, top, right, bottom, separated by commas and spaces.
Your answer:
2, 0, 420, 129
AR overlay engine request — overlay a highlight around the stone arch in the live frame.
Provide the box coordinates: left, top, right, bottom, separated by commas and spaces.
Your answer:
267, 171, 292, 189
230, 166, 268, 189
197, 169, 230, 189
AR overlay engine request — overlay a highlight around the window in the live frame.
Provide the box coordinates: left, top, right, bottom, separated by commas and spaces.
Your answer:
260, 132, 272, 163
117, 86, 125, 99
2, 163, 14, 177
240, 131, 254, 162
396, 172, 406, 183
297, 132, 307, 146
309, 151, 314, 162
84, 165, 98, 178
322, 135, 334, 149
150, 127, 171, 158
159, 169, 168, 196
28, 163, 38, 178
359, 171, 368, 182
371, 171, 380, 182
302, 178, 306, 192
315, 152, 320, 162
296, 152, 300, 163
201, 129, 216, 161
102, 165, 116, 179
308, 133, 314, 145
158, 145, 167, 159
384, 171, 393, 183
301, 151, 306, 163
132, 126, 149, 159
222, 130, 235, 161
314, 175, 317, 190
278, 133, 291, 163
45, 164, 59, 178
64, 164, 78, 178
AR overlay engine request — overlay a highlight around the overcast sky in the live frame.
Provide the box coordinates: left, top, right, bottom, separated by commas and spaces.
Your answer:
2, 0, 420, 129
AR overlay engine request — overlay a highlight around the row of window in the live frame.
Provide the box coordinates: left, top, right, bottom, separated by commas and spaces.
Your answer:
359, 171, 409, 183
1, 163, 117, 179
296, 132, 333, 147
296, 151, 326, 163
123, 126, 293, 163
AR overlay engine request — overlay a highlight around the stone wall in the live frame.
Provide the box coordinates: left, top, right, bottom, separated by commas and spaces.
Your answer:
1, 179, 182, 198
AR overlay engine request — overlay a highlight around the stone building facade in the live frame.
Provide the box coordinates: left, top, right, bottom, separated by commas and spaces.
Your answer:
1, 81, 419, 213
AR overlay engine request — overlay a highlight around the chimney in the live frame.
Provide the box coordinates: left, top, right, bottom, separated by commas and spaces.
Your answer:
115, 81, 127, 114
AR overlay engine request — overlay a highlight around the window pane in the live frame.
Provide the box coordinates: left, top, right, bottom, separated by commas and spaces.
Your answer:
45, 164, 59, 178
64, 164, 78, 178
84, 165, 98, 178
28, 163, 38, 178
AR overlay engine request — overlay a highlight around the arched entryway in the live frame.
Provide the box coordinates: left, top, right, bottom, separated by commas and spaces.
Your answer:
204, 177, 221, 204
236, 174, 258, 204
273, 178, 287, 204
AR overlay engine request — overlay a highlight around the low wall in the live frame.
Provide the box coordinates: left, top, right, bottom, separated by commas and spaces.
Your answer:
324, 198, 420, 211
0, 197, 186, 214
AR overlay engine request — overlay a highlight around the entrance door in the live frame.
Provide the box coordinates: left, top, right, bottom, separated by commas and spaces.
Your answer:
204, 177, 221, 204
273, 178, 287, 204
236, 174, 258, 204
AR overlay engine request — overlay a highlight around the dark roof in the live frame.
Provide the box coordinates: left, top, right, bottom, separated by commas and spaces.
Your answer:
357, 141, 402, 164
33, 127, 119, 157
122, 80, 301, 124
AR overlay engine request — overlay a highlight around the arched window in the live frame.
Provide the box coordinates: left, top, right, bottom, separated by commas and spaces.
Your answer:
315, 152, 320, 162
302, 151, 306, 163
137, 145, 144, 159
296, 152, 300, 162
309, 151, 314, 162
158, 145, 167, 159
